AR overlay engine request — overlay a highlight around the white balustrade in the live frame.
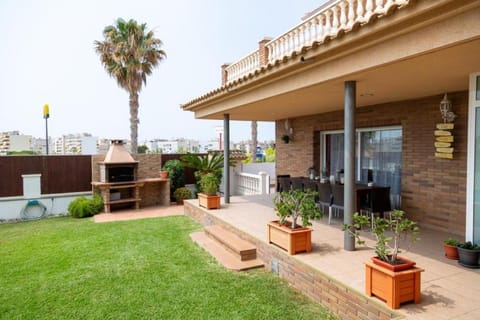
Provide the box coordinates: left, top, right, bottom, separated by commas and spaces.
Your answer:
225, 0, 410, 83
235, 172, 270, 196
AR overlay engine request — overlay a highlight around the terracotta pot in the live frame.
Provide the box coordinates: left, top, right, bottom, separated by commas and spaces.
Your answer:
160, 170, 169, 179
371, 256, 416, 272
443, 243, 459, 260
267, 220, 312, 255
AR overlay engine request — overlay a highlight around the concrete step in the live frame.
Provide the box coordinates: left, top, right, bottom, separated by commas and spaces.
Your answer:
190, 231, 264, 271
204, 225, 257, 261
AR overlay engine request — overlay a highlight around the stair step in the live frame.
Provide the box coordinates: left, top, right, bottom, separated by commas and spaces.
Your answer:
190, 231, 264, 271
204, 225, 257, 261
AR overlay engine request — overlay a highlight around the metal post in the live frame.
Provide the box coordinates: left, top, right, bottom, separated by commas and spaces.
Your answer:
223, 114, 230, 204
344, 80, 356, 251
43, 104, 50, 155
45, 118, 49, 155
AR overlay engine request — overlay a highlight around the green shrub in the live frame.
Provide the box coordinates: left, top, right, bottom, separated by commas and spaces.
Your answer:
68, 195, 103, 218
444, 238, 459, 246
91, 194, 104, 213
173, 187, 192, 202
199, 173, 219, 196
162, 160, 185, 199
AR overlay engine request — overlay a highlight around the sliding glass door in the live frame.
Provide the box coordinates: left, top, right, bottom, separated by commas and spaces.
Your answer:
467, 73, 480, 243
321, 126, 402, 208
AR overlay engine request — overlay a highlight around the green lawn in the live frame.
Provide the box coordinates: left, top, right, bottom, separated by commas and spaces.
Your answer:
0, 216, 336, 319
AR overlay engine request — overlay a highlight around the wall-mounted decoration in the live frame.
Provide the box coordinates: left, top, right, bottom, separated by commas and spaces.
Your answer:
435, 94, 455, 159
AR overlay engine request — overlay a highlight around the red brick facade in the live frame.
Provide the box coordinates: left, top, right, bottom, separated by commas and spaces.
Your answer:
276, 92, 468, 236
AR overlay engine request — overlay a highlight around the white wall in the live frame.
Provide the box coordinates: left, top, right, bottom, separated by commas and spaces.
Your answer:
241, 162, 275, 178
0, 192, 91, 221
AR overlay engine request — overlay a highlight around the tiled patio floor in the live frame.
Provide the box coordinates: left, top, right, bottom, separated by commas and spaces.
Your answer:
93, 204, 184, 223
94, 196, 480, 320
190, 194, 480, 320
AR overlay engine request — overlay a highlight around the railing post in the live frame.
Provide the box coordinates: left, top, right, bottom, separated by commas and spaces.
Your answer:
259, 171, 269, 194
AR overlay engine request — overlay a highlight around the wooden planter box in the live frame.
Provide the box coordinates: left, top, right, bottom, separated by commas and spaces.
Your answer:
365, 261, 424, 309
198, 193, 221, 209
267, 221, 312, 255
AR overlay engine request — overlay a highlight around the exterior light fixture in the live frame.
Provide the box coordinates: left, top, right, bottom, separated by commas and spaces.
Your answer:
439, 93, 457, 123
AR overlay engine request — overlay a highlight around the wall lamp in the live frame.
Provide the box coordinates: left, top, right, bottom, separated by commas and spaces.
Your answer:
439, 93, 457, 123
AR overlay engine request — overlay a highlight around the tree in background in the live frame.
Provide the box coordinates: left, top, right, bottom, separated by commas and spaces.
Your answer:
264, 147, 275, 162
250, 121, 257, 163
137, 145, 149, 154
94, 18, 166, 153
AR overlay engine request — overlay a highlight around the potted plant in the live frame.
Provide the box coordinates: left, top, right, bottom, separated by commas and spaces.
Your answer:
457, 241, 480, 268
268, 189, 322, 255
198, 173, 221, 209
159, 170, 169, 179
173, 187, 192, 205
443, 238, 459, 260
343, 210, 423, 309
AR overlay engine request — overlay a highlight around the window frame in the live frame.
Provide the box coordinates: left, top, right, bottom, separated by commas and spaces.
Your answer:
320, 125, 402, 181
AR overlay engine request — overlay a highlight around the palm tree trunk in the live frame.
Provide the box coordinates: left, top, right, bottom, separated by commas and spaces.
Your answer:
251, 120, 257, 163
129, 92, 139, 153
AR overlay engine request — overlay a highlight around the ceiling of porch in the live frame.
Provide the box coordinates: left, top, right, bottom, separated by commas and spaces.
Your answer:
199, 38, 480, 121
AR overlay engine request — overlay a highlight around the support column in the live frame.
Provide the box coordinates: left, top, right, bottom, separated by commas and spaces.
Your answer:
224, 114, 230, 204
344, 80, 356, 251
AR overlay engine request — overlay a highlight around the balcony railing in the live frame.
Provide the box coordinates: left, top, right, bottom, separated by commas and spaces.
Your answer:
224, 0, 410, 84
235, 172, 270, 196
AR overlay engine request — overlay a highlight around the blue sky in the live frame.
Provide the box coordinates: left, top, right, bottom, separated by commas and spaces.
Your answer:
0, 0, 324, 143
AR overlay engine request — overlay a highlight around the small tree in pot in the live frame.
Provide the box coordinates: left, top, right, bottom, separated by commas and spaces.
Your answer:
343, 209, 423, 309
268, 189, 322, 255
343, 209, 419, 269
273, 189, 322, 229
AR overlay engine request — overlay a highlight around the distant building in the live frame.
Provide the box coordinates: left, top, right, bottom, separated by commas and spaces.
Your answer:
53, 133, 98, 155
0, 131, 33, 155
148, 138, 199, 154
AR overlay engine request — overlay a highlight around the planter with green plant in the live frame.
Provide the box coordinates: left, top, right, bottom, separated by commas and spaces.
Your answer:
181, 152, 234, 194
268, 189, 322, 255
457, 241, 480, 268
198, 173, 221, 209
343, 210, 423, 309
443, 238, 459, 260
173, 187, 192, 205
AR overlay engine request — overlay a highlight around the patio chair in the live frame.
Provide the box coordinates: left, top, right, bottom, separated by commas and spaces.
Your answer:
330, 184, 344, 224
303, 179, 317, 192
290, 177, 304, 191
277, 176, 292, 192
316, 182, 333, 223
360, 186, 392, 228
276, 174, 290, 192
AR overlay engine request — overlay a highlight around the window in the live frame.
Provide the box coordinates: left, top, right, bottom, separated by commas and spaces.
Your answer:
321, 126, 402, 208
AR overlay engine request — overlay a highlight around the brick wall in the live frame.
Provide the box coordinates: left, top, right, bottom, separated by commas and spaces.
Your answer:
276, 92, 468, 236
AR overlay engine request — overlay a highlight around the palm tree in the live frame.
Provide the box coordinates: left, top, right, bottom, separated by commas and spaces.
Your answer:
251, 120, 258, 163
94, 18, 166, 153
